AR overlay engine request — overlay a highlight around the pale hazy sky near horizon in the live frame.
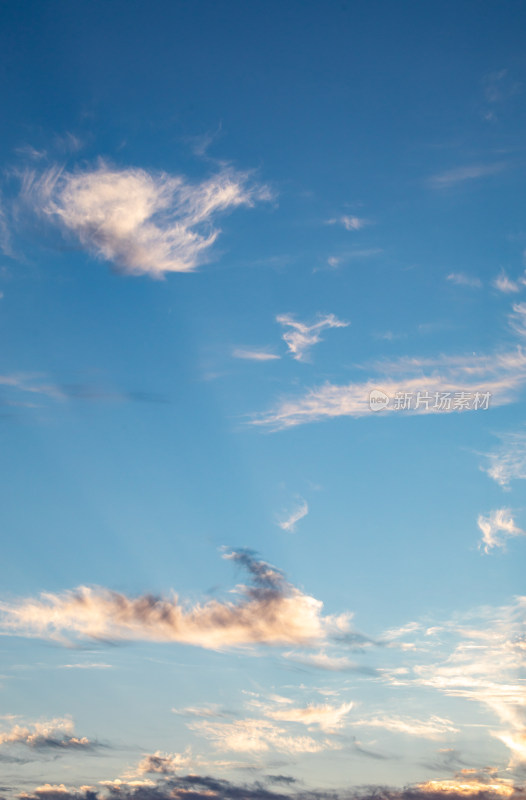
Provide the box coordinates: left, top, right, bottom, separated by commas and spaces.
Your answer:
0, 2, 526, 800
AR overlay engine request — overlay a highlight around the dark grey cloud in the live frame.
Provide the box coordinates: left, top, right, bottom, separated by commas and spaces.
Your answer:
10, 773, 526, 800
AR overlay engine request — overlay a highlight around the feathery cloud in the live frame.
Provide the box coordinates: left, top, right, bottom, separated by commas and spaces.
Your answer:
263, 701, 353, 732
276, 314, 349, 362
509, 303, 526, 337
493, 272, 525, 294
477, 509, 526, 553
351, 715, 459, 740
447, 273, 482, 288
327, 215, 370, 231
283, 650, 363, 672
0, 550, 350, 649
277, 499, 309, 532
429, 163, 506, 189
188, 717, 333, 754
20, 163, 270, 277
481, 430, 526, 487
383, 596, 526, 768
252, 349, 526, 430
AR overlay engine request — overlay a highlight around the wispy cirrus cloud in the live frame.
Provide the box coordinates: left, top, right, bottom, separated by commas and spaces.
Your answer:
429, 162, 506, 189
188, 717, 334, 754
509, 303, 526, 337
493, 271, 525, 294
276, 313, 349, 362
263, 701, 354, 733
326, 215, 370, 231
447, 273, 482, 288
232, 349, 281, 362
277, 499, 309, 532
0, 550, 350, 649
19, 162, 270, 277
477, 509, 525, 553
350, 715, 459, 740
283, 650, 366, 672
251, 348, 526, 430
382, 596, 526, 768
481, 430, 526, 487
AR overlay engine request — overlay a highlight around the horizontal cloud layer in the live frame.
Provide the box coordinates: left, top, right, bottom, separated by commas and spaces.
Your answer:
13, 771, 526, 800
0, 550, 350, 649
252, 349, 526, 429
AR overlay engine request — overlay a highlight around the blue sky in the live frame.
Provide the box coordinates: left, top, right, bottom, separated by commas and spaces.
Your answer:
1, 2, 526, 799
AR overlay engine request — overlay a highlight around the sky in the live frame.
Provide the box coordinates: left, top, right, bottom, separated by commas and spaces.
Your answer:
0, 2, 526, 799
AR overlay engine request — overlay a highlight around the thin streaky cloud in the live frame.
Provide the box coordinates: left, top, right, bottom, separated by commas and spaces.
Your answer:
59, 663, 112, 669
509, 302, 526, 337
276, 313, 349, 362
232, 348, 281, 362
481, 430, 526, 487
283, 650, 363, 672
263, 701, 354, 732
252, 348, 526, 430
493, 271, 525, 293
477, 508, 525, 553
350, 715, 459, 740
429, 162, 506, 189
20, 162, 271, 278
326, 215, 370, 231
381, 596, 526, 767
447, 273, 482, 288
277, 499, 309, 532
0, 194, 14, 258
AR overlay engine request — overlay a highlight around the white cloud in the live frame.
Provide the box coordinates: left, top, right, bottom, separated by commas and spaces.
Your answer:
277, 498, 309, 532
429, 163, 506, 189
481, 430, 526, 487
0, 550, 351, 649
351, 714, 458, 740
384, 596, 526, 767
477, 508, 526, 553
232, 348, 280, 361
276, 313, 349, 362
327, 215, 370, 231
59, 663, 112, 669
21, 163, 270, 277
447, 273, 482, 288
493, 271, 525, 293
509, 302, 526, 337
417, 774, 515, 797
0, 193, 13, 257
188, 717, 334, 754
252, 348, 526, 430
264, 701, 353, 732
283, 650, 360, 671
0, 717, 91, 749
